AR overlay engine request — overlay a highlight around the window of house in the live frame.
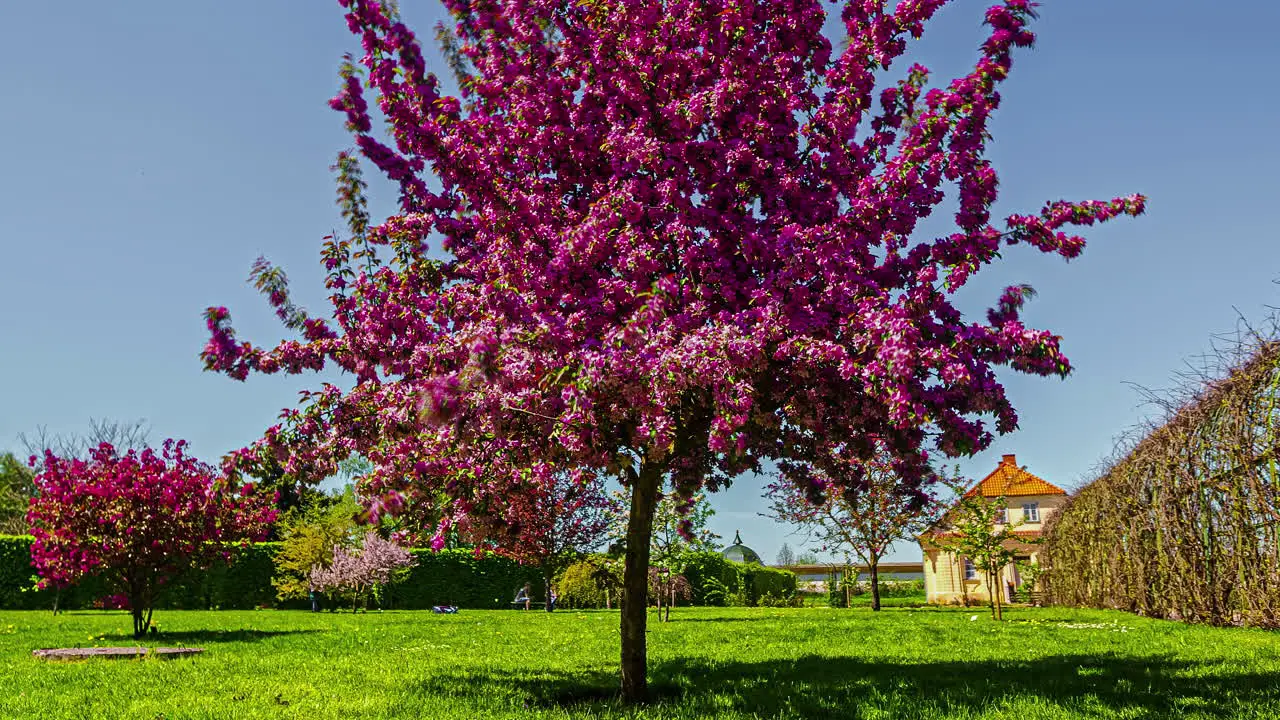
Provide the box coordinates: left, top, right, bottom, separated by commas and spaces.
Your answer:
963, 558, 977, 580
994, 507, 1007, 524
1022, 502, 1040, 523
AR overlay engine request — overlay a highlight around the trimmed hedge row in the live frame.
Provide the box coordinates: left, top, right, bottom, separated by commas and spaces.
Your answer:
0, 537, 793, 611
539, 552, 796, 609
680, 551, 797, 606
743, 563, 796, 604
0, 536, 288, 611
385, 550, 544, 609
0, 536, 543, 611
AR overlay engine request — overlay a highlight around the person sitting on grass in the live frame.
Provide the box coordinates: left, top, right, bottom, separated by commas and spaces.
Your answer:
514, 583, 532, 610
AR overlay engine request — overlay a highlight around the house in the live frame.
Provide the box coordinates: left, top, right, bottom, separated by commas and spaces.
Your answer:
918, 454, 1067, 605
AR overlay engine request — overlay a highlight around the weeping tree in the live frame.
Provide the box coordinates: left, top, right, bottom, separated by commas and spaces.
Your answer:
202, 0, 1143, 701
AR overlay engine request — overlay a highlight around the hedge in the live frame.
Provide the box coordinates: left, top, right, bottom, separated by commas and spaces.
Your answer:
741, 564, 796, 605
677, 552, 737, 605
1040, 339, 1280, 629
0, 536, 541, 611
679, 551, 797, 606
0, 537, 795, 611
383, 549, 544, 609
0, 536, 288, 611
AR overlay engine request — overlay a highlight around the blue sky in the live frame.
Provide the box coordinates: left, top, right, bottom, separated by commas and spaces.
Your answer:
2, 1, 1277, 564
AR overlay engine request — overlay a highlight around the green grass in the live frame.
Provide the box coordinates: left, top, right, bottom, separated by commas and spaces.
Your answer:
2, 605, 1278, 719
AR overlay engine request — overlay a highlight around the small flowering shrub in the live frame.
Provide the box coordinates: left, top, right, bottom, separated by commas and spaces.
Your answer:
648, 565, 693, 622
310, 531, 416, 611
27, 441, 276, 637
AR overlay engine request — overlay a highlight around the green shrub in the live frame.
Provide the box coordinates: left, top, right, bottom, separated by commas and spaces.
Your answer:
679, 551, 742, 606
0, 536, 39, 609
741, 565, 796, 606
699, 576, 731, 606
757, 591, 801, 608
555, 559, 608, 609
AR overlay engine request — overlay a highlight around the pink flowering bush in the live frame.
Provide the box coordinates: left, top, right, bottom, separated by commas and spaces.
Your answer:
310, 530, 416, 611
27, 441, 275, 637
647, 564, 693, 623
204, 0, 1144, 699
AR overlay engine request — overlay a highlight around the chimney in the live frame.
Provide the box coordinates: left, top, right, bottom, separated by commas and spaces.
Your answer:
1001, 454, 1017, 466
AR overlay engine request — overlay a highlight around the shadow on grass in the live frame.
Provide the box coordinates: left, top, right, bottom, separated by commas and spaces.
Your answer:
664, 616, 758, 623
413, 654, 1280, 718
100, 629, 323, 645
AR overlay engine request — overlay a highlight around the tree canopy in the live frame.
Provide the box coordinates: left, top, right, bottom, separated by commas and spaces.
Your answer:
28, 441, 275, 637
0, 452, 35, 535
203, 0, 1143, 699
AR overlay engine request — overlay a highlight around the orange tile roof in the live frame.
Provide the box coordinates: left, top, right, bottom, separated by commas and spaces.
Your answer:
963, 454, 1066, 498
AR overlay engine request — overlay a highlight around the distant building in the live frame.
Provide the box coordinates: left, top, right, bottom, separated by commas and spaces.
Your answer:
918, 454, 1067, 605
721, 530, 762, 564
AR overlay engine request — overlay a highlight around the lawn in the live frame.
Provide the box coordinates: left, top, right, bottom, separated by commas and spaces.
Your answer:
1, 605, 1278, 719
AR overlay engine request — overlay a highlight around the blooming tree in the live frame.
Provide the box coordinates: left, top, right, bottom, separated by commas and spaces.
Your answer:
766, 447, 947, 610
273, 489, 361, 602
458, 467, 615, 611
27, 441, 275, 637
922, 481, 1030, 621
310, 530, 417, 611
647, 564, 693, 622
203, 0, 1144, 699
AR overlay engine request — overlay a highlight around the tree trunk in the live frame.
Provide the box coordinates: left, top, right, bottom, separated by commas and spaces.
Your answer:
987, 562, 999, 620
128, 576, 146, 639
994, 565, 1005, 621
870, 557, 881, 612
544, 564, 554, 613
620, 461, 661, 703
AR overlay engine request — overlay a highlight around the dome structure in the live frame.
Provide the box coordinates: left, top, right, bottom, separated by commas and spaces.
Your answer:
721, 530, 762, 565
